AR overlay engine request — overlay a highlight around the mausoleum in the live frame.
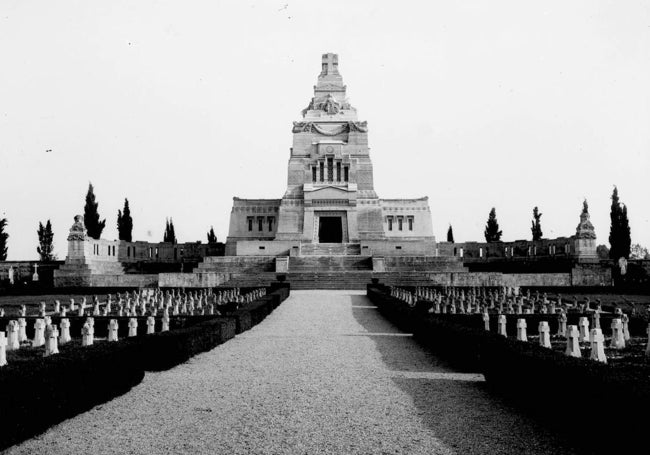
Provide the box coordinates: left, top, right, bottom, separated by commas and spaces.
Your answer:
225, 53, 436, 257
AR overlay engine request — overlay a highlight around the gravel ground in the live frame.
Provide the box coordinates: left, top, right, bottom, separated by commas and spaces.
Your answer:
4, 290, 582, 454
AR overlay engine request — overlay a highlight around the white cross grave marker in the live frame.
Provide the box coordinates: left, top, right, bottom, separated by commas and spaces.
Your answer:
565, 325, 581, 357
516, 318, 527, 342
589, 328, 607, 363
610, 319, 625, 349
33, 319, 45, 347
108, 319, 119, 342
59, 319, 71, 345
538, 321, 551, 348
497, 315, 507, 337
128, 318, 138, 337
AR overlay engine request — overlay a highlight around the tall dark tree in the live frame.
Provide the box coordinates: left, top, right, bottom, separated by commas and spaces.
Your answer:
531, 206, 543, 241
609, 186, 631, 259
0, 218, 8, 260
596, 244, 610, 260
37, 220, 55, 262
163, 218, 177, 244
484, 207, 503, 242
207, 226, 217, 244
83, 183, 106, 239
447, 225, 454, 243
117, 198, 133, 242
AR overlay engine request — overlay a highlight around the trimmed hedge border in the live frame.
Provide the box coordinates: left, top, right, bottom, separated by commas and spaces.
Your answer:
0, 285, 290, 451
368, 285, 650, 454
0, 340, 143, 451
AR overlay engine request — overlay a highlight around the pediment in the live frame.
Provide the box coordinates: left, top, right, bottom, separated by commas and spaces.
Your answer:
304, 185, 353, 200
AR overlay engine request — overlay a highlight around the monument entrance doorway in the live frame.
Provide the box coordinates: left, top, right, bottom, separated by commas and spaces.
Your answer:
318, 217, 343, 243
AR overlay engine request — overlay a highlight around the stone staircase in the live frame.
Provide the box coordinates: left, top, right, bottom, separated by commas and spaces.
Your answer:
299, 243, 362, 256
289, 256, 372, 272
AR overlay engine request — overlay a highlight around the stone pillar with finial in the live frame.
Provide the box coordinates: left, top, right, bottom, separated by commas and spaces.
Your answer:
573, 199, 598, 261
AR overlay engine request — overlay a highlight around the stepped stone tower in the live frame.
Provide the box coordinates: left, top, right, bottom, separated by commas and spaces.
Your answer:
225, 53, 436, 256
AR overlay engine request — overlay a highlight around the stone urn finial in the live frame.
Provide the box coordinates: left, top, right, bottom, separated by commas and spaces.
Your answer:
576, 199, 596, 240
67, 215, 87, 241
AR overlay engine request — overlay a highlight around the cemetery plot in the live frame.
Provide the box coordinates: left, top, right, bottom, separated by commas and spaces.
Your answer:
369, 283, 650, 454
0, 285, 290, 451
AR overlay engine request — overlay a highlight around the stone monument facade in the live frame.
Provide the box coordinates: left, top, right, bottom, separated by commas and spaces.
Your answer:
225, 53, 436, 256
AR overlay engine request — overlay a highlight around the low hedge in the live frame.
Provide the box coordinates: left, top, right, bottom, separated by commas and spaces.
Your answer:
0, 340, 144, 451
218, 287, 289, 334
368, 285, 650, 453
136, 317, 237, 371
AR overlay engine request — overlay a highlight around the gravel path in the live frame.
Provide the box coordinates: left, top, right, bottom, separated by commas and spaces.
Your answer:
4, 291, 581, 454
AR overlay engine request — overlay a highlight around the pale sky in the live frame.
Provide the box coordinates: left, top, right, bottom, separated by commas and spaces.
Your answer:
1, 0, 648, 260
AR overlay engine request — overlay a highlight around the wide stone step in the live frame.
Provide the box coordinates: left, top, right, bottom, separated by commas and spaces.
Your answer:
289, 256, 372, 272
299, 243, 362, 256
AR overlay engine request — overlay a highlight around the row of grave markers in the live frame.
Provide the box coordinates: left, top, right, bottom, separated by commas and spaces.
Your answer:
0, 287, 267, 367
0, 315, 166, 367
485, 314, 650, 364
387, 286, 650, 365
0, 287, 266, 319
389, 286, 642, 316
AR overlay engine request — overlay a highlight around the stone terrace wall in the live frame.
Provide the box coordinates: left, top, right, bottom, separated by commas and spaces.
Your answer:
438, 238, 575, 260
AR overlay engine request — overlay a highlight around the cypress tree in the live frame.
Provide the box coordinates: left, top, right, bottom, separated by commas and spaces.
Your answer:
164, 218, 177, 244
0, 218, 8, 260
446, 225, 454, 243
531, 206, 543, 241
207, 226, 217, 244
84, 183, 106, 239
117, 198, 133, 242
609, 186, 631, 259
484, 208, 502, 242
37, 220, 55, 262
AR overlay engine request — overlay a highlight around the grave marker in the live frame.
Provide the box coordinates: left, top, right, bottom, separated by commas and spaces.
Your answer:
81, 323, 93, 346
557, 312, 567, 337
578, 317, 590, 343
0, 332, 7, 366
497, 315, 507, 337
44, 324, 59, 356
516, 318, 527, 342
17, 318, 27, 343
108, 319, 119, 342
128, 318, 138, 337
538, 321, 551, 348
589, 328, 607, 363
610, 319, 625, 349
6, 321, 19, 350
33, 319, 45, 347
59, 319, 71, 344
565, 325, 581, 357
